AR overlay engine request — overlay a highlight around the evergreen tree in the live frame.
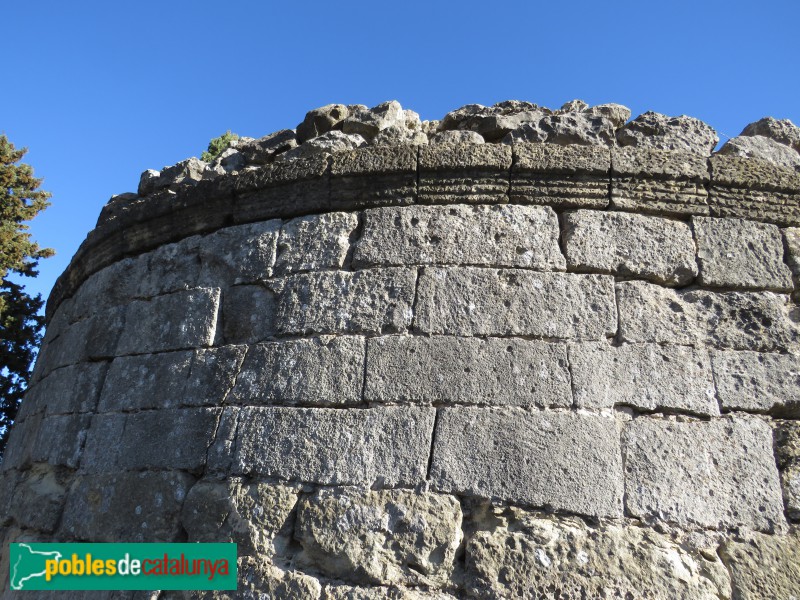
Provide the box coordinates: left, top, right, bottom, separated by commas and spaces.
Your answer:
0, 135, 53, 460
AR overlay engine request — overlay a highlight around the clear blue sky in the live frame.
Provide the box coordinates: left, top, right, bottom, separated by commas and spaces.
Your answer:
3, 1, 799, 306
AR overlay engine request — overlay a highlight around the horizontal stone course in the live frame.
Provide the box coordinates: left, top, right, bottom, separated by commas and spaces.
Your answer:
711, 350, 800, 415
354, 204, 565, 270
419, 144, 511, 203
569, 342, 718, 415
231, 406, 435, 486
429, 407, 623, 518
623, 416, 785, 531
563, 209, 697, 285
331, 146, 417, 207
18, 362, 108, 419
365, 336, 572, 408
415, 267, 616, 339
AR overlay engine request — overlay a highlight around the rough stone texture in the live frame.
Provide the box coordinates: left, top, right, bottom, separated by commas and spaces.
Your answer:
181, 479, 298, 556
741, 116, 800, 153
569, 342, 717, 415
221, 284, 276, 344
616, 111, 719, 155
365, 336, 572, 408
8, 465, 68, 533
323, 586, 458, 600
719, 134, 800, 170
693, 216, 793, 291
274, 268, 416, 335
237, 129, 298, 164
354, 204, 565, 270
720, 532, 800, 600
611, 147, 710, 216
418, 144, 511, 203
342, 101, 407, 140
297, 104, 351, 143
430, 408, 623, 518
617, 280, 798, 351
275, 212, 358, 274
296, 487, 462, 586
465, 514, 731, 600
775, 421, 800, 521
503, 113, 616, 147
19, 362, 107, 419
563, 210, 697, 285
98, 346, 245, 411
784, 227, 800, 299
430, 130, 485, 144
623, 416, 786, 531
511, 143, 610, 209
197, 221, 280, 286
438, 101, 547, 142
280, 130, 366, 161
415, 267, 616, 339
229, 336, 365, 406
59, 471, 195, 542
330, 146, 417, 208
232, 406, 435, 486
711, 350, 800, 416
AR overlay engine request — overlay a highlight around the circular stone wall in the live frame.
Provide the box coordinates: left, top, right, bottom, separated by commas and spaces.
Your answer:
2, 104, 800, 599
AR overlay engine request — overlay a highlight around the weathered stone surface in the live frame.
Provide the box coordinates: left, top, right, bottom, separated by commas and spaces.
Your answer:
503, 113, 616, 147
297, 104, 351, 143
465, 514, 731, 600
237, 129, 298, 164
323, 586, 458, 600
116, 287, 221, 355
617, 111, 719, 155
197, 221, 280, 285
99, 346, 246, 411
371, 125, 428, 146
430, 130, 485, 144
275, 268, 416, 335
38, 305, 126, 372
563, 210, 697, 285
296, 488, 462, 586
8, 465, 68, 533
275, 212, 358, 274
438, 101, 547, 142
569, 342, 717, 415
28, 414, 91, 469
354, 204, 565, 270
330, 145, 417, 207
60, 471, 195, 542
365, 336, 572, 408
79, 412, 125, 473
720, 532, 800, 599
418, 144, 511, 203
741, 116, 800, 153
511, 143, 610, 209
611, 147, 710, 215
711, 350, 800, 416
719, 134, 800, 170
623, 416, 785, 531
775, 421, 800, 521
182, 479, 298, 556
585, 102, 632, 128
229, 337, 365, 406
693, 216, 793, 291
784, 227, 800, 294
280, 130, 366, 161
430, 408, 623, 517
221, 284, 276, 344
233, 406, 435, 486
617, 280, 797, 351
415, 268, 616, 339
342, 101, 407, 140
20, 362, 107, 419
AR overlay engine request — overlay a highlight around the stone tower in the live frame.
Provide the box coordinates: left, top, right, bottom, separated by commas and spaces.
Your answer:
2, 100, 800, 598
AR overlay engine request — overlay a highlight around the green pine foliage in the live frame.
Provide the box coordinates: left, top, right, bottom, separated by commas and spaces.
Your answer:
201, 130, 239, 162
0, 135, 53, 461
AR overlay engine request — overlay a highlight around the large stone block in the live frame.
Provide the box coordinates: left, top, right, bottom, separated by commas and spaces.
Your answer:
221, 284, 276, 344
365, 336, 572, 408
511, 143, 610, 209
418, 144, 511, 203
275, 212, 359, 274
275, 268, 416, 335
181, 479, 298, 556
623, 416, 785, 531
99, 346, 246, 411
80, 413, 127, 473
229, 337, 364, 406
116, 287, 221, 355
693, 216, 793, 291
429, 408, 623, 518
19, 362, 107, 419
563, 210, 697, 285
29, 414, 92, 469
719, 532, 800, 599
711, 350, 800, 416
296, 487, 462, 586
569, 342, 717, 415
197, 220, 281, 286
353, 204, 566, 271
465, 514, 731, 600
8, 465, 68, 533
415, 268, 616, 339
617, 280, 797, 351
331, 145, 417, 208
233, 406, 435, 486
60, 471, 195, 542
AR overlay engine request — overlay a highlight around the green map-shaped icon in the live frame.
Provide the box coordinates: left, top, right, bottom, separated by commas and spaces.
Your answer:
10, 543, 63, 590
